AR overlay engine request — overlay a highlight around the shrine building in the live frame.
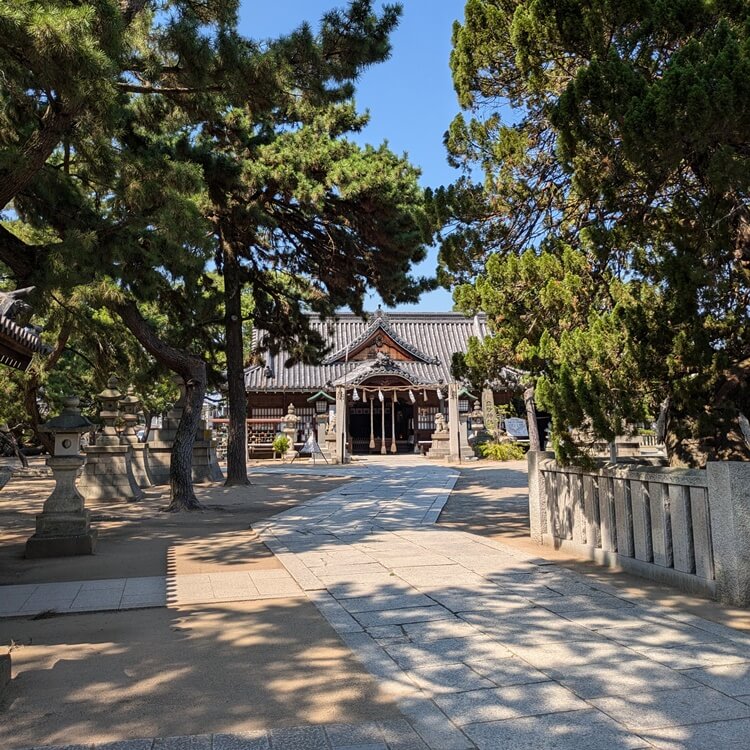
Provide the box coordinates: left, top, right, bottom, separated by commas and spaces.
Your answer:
0, 289, 48, 371
243, 310, 519, 459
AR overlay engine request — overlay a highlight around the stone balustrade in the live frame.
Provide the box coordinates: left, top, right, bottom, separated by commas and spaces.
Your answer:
528, 451, 750, 606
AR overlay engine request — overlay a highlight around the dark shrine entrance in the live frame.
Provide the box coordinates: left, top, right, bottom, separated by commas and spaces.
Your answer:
347, 378, 416, 454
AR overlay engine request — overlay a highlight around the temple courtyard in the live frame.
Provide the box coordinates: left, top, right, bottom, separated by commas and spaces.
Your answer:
2, 458, 750, 749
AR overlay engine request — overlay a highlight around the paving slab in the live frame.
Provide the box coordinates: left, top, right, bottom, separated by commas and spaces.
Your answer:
589, 685, 750, 730
640, 717, 750, 749
544, 656, 700, 699
680, 662, 750, 696
433, 681, 588, 726
463, 709, 650, 750
211, 732, 270, 750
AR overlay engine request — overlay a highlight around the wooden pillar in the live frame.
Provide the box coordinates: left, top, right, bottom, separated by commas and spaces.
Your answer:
335, 385, 347, 464
390, 390, 397, 453
448, 382, 460, 462
380, 392, 387, 455
369, 394, 375, 450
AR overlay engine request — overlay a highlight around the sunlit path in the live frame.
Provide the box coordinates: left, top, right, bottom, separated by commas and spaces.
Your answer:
255, 459, 750, 750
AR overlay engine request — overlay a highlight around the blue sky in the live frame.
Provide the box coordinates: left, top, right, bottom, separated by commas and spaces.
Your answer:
239, 1, 468, 312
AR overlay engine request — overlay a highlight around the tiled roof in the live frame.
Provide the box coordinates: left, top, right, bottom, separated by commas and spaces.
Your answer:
323, 310, 439, 364
245, 311, 519, 391
0, 314, 47, 370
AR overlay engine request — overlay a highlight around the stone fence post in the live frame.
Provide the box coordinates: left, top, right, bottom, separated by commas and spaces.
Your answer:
707, 462, 750, 606
527, 450, 555, 544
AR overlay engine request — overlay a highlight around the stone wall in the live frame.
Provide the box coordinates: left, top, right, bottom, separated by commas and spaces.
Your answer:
528, 451, 750, 606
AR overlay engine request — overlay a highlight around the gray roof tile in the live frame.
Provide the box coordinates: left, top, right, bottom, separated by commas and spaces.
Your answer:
245, 311, 516, 391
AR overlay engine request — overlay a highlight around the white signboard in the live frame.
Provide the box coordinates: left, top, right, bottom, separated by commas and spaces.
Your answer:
300, 434, 324, 456
504, 417, 529, 438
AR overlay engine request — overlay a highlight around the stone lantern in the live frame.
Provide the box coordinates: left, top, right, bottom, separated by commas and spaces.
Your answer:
98, 376, 121, 445
26, 396, 97, 558
469, 400, 485, 432
282, 403, 299, 451
119, 387, 153, 488
78, 376, 144, 502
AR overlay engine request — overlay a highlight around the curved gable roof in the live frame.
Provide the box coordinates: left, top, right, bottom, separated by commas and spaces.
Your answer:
323, 310, 439, 365
245, 311, 520, 391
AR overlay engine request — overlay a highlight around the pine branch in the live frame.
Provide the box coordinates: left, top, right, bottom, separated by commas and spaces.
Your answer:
117, 83, 223, 95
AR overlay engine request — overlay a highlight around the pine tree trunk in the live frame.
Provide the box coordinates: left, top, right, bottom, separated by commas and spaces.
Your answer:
0, 427, 28, 468
0, 106, 76, 211
221, 236, 249, 485
24, 381, 53, 455
524, 386, 542, 451
141, 410, 153, 443
113, 299, 205, 510
168, 371, 206, 510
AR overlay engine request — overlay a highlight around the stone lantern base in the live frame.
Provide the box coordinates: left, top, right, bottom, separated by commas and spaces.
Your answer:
148, 411, 223, 485
78, 445, 144, 502
26, 517, 98, 558
25, 455, 97, 558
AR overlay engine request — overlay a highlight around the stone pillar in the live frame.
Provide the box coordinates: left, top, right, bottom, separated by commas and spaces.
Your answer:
282, 403, 299, 459
458, 412, 473, 459
78, 378, 144, 502
192, 412, 224, 483
147, 376, 183, 485
335, 386, 348, 464
315, 413, 328, 444
707, 462, 750, 605
118, 388, 153, 488
324, 412, 338, 461
481, 388, 496, 434
26, 396, 98, 558
147, 377, 223, 484
448, 382, 460, 462
527, 450, 555, 544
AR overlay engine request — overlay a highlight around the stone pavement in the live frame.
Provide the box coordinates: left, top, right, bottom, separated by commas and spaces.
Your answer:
8, 460, 750, 749
0, 569, 303, 617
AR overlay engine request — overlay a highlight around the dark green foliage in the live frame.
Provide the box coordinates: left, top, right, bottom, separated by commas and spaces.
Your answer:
478, 441, 526, 461
440, 0, 750, 466
0, 1, 433, 496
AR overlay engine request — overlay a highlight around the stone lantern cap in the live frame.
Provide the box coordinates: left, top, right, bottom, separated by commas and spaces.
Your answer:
40, 396, 92, 434
119, 388, 140, 408
97, 375, 122, 403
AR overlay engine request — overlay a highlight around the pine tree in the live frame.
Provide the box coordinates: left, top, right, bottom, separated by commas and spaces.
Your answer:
195, 102, 432, 483
0, 1, 432, 504
438, 0, 750, 466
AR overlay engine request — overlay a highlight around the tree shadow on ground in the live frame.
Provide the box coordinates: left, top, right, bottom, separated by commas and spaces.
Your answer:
0, 474, 348, 584
0, 596, 402, 749
438, 462, 530, 539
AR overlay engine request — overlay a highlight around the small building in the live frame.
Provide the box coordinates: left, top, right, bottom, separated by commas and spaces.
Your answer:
243, 310, 520, 458
0, 289, 47, 371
